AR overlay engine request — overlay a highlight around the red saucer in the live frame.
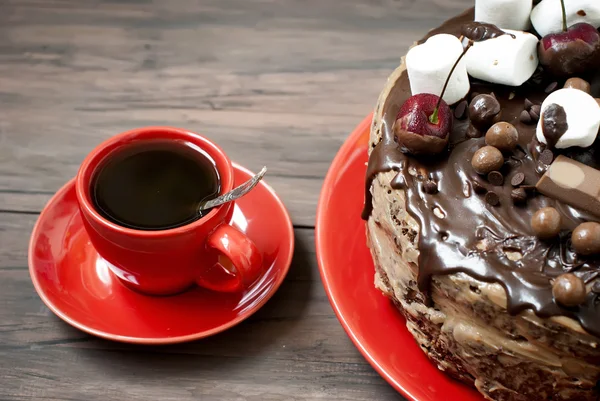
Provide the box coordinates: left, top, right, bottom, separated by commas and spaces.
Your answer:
29, 163, 294, 344
316, 115, 483, 401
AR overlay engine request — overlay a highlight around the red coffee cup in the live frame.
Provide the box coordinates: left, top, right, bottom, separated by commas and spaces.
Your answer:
75, 126, 264, 295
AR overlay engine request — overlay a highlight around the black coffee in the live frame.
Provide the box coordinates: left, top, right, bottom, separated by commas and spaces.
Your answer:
91, 140, 221, 230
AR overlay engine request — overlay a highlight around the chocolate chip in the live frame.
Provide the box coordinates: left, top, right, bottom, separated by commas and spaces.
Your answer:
552, 273, 587, 307
545, 81, 558, 93
519, 110, 533, 124
511, 188, 527, 204
592, 281, 600, 294
524, 98, 533, 110
472, 179, 487, 194
470, 92, 481, 101
539, 149, 554, 165
422, 180, 439, 194
531, 207, 561, 239
454, 100, 468, 120
485, 191, 500, 206
577, 9, 587, 16
529, 104, 541, 121
571, 222, 600, 256
466, 124, 483, 138
511, 172, 525, 187
487, 171, 504, 186
472, 145, 504, 175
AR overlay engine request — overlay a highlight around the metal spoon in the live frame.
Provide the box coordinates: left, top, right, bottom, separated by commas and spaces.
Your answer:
198, 166, 267, 212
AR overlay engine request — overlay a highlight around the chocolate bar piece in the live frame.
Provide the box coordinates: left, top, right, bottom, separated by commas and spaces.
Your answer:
536, 155, 600, 217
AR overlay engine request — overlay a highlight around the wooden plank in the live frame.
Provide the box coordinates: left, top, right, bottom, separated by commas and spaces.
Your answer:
0, 211, 402, 400
0, 0, 472, 227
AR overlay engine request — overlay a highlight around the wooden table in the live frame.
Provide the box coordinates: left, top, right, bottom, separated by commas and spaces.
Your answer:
0, 1, 471, 399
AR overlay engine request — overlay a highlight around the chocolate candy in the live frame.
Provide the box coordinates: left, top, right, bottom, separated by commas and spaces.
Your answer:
511, 187, 527, 204
485, 191, 500, 206
511, 172, 525, 187
536, 155, 600, 218
519, 110, 533, 124
487, 171, 504, 186
485, 122, 518, 152
552, 273, 587, 307
471, 145, 504, 175
531, 207, 561, 239
571, 222, 600, 256
469, 94, 501, 130
539, 149, 554, 165
564, 77, 591, 94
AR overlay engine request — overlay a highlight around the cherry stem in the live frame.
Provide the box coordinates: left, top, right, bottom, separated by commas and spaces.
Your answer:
430, 40, 473, 125
560, 0, 567, 32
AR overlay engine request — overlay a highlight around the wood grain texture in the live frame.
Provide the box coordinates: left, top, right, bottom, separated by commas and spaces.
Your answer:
0, 0, 472, 399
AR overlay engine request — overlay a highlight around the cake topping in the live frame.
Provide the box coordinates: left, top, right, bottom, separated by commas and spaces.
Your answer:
563, 77, 591, 93
531, 0, 600, 38
471, 145, 504, 175
536, 155, 600, 217
474, 0, 533, 31
465, 29, 539, 86
485, 122, 518, 152
511, 187, 528, 204
484, 191, 500, 206
406, 34, 470, 105
541, 103, 568, 148
364, 9, 600, 337
469, 94, 501, 129
531, 206, 562, 239
487, 170, 504, 186
552, 273, 587, 307
571, 222, 600, 255
461, 21, 513, 41
511, 172, 526, 186
535, 88, 600, 149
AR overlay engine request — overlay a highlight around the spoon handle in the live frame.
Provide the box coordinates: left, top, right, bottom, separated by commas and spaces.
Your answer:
199, 166, 267, 211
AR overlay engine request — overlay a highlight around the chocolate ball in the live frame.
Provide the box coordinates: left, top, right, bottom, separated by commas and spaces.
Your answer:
552, 273, 587, 307
469, 94, 502, 130
531, 207, 561, 239
485, 122, 519, 152
571, 222, 600, 255
563, 77, 591, 94
471, 145, 504, 175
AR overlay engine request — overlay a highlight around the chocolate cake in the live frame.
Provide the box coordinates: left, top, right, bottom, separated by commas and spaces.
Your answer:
363, 4, 600, 401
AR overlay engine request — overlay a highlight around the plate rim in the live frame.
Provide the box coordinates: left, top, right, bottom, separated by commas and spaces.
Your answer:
315, 113, 423, 401
28, 162, 295, 345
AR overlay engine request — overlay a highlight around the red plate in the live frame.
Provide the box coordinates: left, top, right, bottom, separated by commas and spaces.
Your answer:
29, 163, 294, 344
316, 114, 483, 401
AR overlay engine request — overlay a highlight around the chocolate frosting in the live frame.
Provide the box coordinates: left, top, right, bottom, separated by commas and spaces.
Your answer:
461, 21, 514, 42
363, 9, 600, 337
541, 103, 568, 149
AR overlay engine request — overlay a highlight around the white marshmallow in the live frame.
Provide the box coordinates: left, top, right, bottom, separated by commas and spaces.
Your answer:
406, 34, 469, 106
531, 0, 600, 37
536, 88, 600, 149
464, 30, 539, 87
475, 0, 533, 31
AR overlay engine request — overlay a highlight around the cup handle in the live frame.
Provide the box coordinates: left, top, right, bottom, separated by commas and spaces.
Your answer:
196, 224, 263, 292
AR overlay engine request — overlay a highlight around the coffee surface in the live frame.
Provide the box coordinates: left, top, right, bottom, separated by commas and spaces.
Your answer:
92, 140, 220, 230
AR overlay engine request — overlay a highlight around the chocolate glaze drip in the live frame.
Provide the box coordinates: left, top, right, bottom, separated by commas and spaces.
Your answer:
461, 21, 515, 42
363, 9, 600, 337
542, 103, 568, 149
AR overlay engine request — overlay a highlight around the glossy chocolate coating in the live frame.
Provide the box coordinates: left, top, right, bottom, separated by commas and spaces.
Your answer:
363, 9, 600, 337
